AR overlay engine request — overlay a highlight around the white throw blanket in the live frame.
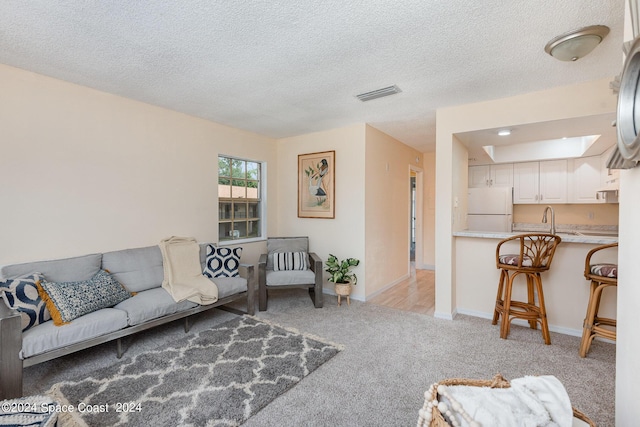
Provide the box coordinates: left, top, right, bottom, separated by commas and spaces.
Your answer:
159, 236, 218, 305
442, 375, 573, 427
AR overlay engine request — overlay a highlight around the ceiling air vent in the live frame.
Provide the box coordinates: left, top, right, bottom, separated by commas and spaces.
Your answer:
356, 85, 402, 102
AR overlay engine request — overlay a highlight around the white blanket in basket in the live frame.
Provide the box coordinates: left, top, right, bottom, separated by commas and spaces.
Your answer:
441, 375, 573, 427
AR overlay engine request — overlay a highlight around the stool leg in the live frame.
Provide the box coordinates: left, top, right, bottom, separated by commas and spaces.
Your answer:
526, 274, 537, 330
500, 273, 516, 339
492, 269, 507, 325
534, 273, 551, 345
580, 280, 612, 357
579, 280, 599, 357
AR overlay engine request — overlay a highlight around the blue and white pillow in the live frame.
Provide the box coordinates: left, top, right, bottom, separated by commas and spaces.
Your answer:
273, 251, 308, 271
0, 273, 51, 331
203, 245, 242, 278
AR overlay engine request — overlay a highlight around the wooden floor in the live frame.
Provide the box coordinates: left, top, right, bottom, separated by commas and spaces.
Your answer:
367, 265, 435, 315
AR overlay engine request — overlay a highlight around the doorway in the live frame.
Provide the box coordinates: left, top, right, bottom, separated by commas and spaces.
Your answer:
409, 166, 423, 273
410, 175, 416, 261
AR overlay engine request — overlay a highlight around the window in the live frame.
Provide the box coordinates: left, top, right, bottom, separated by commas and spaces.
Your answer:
218, 155, 263, 242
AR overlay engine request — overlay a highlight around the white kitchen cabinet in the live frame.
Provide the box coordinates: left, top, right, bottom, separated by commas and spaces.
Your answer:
513, 160, 567, 204
568, 156, 605, 203
468, 164, 513, 188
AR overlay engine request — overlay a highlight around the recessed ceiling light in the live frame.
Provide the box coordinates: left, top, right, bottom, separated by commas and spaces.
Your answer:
498, 130, 511, 136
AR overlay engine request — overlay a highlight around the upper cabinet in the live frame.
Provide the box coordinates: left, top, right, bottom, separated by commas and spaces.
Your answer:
468, 164, 513, 188
568, 156, 606, 204
513, 160, 567, 204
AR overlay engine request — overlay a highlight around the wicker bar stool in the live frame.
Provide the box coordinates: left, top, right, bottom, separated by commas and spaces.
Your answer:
579, 242, 618, 358
492, 233, 562, 344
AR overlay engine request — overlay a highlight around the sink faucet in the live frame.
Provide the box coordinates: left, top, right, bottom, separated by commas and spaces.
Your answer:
542, 205, 556, 234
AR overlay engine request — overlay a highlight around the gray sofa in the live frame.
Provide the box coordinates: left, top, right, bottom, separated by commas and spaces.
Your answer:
0, 244, 255, 400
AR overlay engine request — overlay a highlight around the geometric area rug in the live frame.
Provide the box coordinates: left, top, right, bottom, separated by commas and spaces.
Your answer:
47, 316, 342, 427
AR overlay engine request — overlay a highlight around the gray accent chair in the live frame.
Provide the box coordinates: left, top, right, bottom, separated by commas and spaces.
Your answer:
258, 237, 323, 310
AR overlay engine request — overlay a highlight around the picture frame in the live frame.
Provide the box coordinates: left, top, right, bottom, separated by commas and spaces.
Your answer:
298, 150, 335, 219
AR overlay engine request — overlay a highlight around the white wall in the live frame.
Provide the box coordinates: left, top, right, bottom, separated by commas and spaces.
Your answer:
615, 1, 640, 421
364, 125, 424, 297
276, 124, 367, 300
422, 152, 436, 269
616, 168, 640, 422
0, 64, 277, 266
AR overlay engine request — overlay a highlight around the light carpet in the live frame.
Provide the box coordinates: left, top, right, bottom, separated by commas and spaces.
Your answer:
46, 316, 341, 426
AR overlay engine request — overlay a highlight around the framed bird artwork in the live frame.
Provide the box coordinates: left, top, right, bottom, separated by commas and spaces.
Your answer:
298, 150, 335, 218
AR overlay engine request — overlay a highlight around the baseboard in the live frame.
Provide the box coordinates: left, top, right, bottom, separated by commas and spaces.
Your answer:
323, 288, 365, 302
416, 264, 435, 270
455, 308, 584, 338
434, 308, 457, 321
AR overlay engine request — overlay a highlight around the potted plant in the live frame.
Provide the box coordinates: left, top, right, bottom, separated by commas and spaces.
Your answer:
325, 254, 360, 306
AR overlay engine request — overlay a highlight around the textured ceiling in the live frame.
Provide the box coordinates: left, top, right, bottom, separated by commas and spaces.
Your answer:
0, 1, 626, 152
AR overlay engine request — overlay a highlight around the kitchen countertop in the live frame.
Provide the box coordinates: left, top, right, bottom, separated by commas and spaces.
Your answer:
453, 229, 618, 245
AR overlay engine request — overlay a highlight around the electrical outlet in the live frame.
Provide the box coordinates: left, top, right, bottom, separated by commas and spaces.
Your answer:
587, 211, 595, 220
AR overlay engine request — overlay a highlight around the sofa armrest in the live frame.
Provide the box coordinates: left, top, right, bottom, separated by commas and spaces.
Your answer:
309, 252, 323, 287
258, 253, 267, 269
0, 303, 23, 399
239, 263, 255, 315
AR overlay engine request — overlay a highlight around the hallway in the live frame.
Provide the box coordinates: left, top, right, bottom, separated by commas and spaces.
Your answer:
367, 265, 435, 315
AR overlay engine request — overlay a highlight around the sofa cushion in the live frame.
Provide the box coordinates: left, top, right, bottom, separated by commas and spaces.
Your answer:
21, 308, 128, 359
203, 245, 242, 278
113, 287, 198, 326
0, 273, 51, 331
37, 270, 132, 325
266, 269, 315, 286
211, 276, 247, 299
273, 251, 308, 271
0, 253, 102, 282
102, 246, 164, 293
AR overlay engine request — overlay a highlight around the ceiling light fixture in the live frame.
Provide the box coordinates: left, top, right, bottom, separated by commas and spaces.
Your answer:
544, 25, 610, 61
498, 129, 511, 136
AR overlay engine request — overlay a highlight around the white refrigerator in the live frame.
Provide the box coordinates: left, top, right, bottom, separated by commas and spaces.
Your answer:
467, 187, 513, 232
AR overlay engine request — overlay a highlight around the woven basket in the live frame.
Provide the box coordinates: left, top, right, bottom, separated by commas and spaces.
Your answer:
417, 374, 596, 427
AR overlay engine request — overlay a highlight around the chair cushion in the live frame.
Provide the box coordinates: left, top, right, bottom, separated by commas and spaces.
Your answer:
37, 270, 132, 325
498, 254, 533, 267
21, 308, 128, 358
266, 269, 315, 286
590, 263, 617, 278
113, 287, 198, 326
203, 245, 241, 278
267, 237, 309, 270
273, 251, 308, 271
0, 273, 51, 331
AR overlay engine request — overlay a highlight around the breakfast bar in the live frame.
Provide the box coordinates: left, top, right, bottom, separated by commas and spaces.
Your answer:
453, 229, 618, 337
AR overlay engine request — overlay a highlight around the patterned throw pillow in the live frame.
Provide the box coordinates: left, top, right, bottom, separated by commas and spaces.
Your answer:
0, 273, 51, 331
203, 245, 242, 278
273, 252, 309, 271
37, 270, 132, 325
